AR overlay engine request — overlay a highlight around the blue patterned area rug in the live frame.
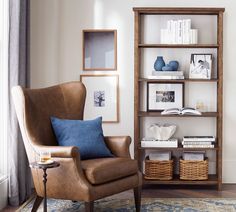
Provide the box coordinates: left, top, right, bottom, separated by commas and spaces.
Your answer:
18, 197, 236, 212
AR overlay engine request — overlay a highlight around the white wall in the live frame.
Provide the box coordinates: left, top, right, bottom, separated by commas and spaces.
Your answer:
31, 0, 236, 183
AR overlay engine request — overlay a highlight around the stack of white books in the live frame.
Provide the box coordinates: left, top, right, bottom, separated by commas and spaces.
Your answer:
182, 151, 205, 161
160, 19, 198, 44
141, 138, 178, 148
182, 136, 215, 148
148, 71, 184, 80
149, 151, 171, 161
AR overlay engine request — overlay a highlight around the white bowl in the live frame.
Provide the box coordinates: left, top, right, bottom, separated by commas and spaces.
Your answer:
148, 124, 177, 140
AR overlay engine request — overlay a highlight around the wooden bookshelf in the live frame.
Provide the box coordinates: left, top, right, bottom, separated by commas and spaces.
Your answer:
133, 7, 224, 190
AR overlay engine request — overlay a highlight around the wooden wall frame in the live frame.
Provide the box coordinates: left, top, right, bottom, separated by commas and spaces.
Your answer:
83, 29, 117, 71
80, 74, 119, 123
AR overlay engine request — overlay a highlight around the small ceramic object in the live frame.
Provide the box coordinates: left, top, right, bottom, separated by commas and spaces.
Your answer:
169, 60, 179, 71
162, 64, 173, 71
154, 56, 165, 71
148, 124, 177, 140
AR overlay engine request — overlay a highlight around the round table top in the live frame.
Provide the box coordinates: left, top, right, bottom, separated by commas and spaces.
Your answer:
30, 161, 60, 169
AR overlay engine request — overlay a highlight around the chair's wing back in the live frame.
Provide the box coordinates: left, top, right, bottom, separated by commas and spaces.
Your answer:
11, 81, 86, 162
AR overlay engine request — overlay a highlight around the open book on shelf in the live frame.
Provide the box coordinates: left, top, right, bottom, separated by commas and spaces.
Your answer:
161, 107, 202, 115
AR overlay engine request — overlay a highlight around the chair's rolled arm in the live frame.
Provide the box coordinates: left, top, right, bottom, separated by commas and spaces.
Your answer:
31, 145, 93, 199
104, 136, 131, 158
34, 145, 80, 158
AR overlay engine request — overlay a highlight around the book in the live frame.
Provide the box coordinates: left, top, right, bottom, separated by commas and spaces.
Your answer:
183, 136, 215, 142
182, 141, 214, 145
171, 20, 175, 44
185, 19, 191, 44
177, 20, 183, 44
160, 19, 198, 44
167, 20, 172, 43
183, 151, 205, 161
149, 151, 171, 161
161, 107, 202, 115
141, 138, 178, 148
183, 144, 214, 148
190, 29, 198, 44
182, 19, 187, 44
152, 71, 184, 76
147, 75, 184, 80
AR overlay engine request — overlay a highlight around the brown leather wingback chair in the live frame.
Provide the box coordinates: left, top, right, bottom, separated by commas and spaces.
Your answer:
12, 81, 142, 212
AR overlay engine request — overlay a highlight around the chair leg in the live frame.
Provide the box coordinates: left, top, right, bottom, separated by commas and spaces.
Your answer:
31, 195, 43, 212
133, 186, 142, 212
85, 201, 94, 212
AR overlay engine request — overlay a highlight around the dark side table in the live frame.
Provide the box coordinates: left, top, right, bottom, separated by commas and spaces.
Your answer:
30, 161, 60, 212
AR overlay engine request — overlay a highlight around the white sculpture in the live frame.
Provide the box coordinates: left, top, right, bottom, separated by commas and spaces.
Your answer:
148, 124, 177, 140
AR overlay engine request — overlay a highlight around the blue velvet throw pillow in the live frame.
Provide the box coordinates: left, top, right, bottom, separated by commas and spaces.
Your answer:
50, 116, 113, 160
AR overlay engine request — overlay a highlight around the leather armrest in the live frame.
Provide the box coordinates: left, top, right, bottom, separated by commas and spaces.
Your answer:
34, 145, 80, 158
31, 145, 93, 198
104, 136, 131, 158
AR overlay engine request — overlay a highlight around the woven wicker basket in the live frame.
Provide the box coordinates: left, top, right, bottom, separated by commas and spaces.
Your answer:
144, 157, 173, 180
180, 158, 208, 180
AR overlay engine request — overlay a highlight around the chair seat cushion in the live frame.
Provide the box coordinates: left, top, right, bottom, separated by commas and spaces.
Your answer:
82, 158, 138, 185
50, 116, 113, 160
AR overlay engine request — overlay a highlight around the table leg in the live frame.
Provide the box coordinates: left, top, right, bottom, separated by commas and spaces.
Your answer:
43, 168, 47, 212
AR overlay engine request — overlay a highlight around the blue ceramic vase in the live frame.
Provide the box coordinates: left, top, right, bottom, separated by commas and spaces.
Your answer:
169, 60, 179, 71
154, 56, 165, 71
162, 64, 173, 71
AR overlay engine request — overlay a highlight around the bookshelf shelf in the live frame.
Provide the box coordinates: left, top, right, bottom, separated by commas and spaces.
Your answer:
138, 78, 219, 83
143, 174, 218, 185
134, 7, 224, 190
138, 111, 218, 117
133, 7, 225, 14
139, 146, 219, 151
138, 44, 219, 48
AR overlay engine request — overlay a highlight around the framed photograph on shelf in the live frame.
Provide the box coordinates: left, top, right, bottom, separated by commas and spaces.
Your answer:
189, 54, 212, 79
147, 82, 184, 112
80, 74, 119, 123
83, 29, 117, 71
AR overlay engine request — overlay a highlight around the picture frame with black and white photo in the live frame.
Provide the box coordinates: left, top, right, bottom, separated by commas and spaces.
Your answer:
147, 82, 184, 112
80, 74, 119, 123
189, 54, 213, 79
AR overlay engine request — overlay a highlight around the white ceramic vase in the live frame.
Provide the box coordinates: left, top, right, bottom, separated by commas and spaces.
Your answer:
148, 124, 177, 140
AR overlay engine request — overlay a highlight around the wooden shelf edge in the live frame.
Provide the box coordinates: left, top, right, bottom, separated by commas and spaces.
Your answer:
139, 147, 218, 151
138, 111, 218, 117
133, 7, 225, 14
138, 44, 219, 48
143, 175, 218, 185
138, 78, 218, 82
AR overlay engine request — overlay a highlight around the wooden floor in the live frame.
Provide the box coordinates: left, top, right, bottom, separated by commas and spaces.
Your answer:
112, 184, 236, 199
142, 184, 236, 198
3, 184, 236, 211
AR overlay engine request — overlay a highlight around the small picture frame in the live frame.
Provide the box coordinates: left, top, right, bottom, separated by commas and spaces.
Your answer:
80, 74, 119, 123
189, 54, 212, 79
83, 30, 117, 71
147, 82, 184, 112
